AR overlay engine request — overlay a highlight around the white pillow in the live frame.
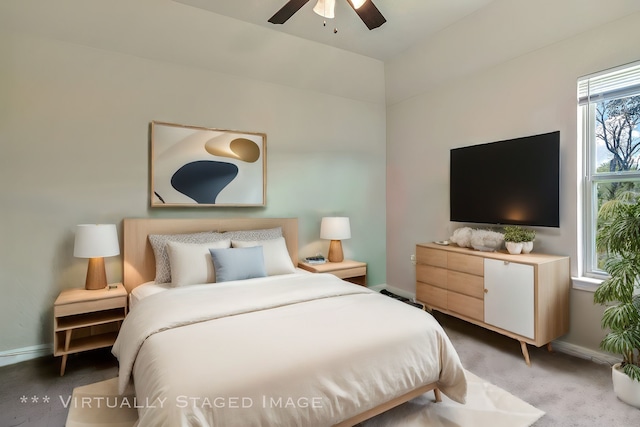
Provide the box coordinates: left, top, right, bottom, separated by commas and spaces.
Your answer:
166, 240, 231, 287
231, 237, 295, 276
149, 231, 228, 284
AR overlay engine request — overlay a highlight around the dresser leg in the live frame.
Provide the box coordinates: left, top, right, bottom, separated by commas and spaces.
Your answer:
520, 341, 531, 366
547, 342, 553, 353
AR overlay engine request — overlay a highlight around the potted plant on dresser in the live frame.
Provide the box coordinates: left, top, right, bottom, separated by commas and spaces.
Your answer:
503, 225, 536, 254
594, 192, 640, 408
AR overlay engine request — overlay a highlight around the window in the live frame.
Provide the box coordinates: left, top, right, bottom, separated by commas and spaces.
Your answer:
579, 61, 640, 279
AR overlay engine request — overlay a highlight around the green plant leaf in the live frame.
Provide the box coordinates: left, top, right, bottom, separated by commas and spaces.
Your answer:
600, 327, 640, 363
601, 303, 640, 331
623, 363, 640, 382
595, 192, 640, 364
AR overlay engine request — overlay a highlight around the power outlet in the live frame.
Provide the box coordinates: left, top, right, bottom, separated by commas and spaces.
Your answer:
410, 254, 416, 265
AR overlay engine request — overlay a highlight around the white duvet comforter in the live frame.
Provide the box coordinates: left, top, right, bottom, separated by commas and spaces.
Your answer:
112, 273, 466, 426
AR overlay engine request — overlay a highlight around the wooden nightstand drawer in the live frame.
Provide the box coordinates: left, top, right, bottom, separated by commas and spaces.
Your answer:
331, 266, 366, 280
54, 295, 127, 317
298, 260, 367, 286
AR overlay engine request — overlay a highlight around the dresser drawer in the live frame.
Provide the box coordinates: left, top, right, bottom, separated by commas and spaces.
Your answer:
416, 246, 447, 268
448, 292, 483, 321
416, 264, 447, 289
416, 282, 447, 309
447, 270, 484, 299
448, 253, 483, 276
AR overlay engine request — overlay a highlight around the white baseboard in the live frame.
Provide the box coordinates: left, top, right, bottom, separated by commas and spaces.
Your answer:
375, 285, 620, 366
0, 344, 52, 367
551, 340, 620, 366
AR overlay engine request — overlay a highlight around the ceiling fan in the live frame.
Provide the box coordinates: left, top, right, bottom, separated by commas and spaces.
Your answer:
268, 0, 386, 30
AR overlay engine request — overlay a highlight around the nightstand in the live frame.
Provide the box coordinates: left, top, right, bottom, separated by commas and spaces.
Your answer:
53, 283, 127, 376
298, 259, 367, 286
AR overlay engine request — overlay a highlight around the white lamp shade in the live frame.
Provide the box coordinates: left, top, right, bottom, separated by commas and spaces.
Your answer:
74, 224, 120, 258
313, 0, 335, 19
320, 217, 351, 240
350, 0, 366, 9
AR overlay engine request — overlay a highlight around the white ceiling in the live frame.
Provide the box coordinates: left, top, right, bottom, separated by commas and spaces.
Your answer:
173, 0, 495, 61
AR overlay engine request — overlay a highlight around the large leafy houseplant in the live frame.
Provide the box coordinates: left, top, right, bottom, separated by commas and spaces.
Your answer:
594, 192, 640, 382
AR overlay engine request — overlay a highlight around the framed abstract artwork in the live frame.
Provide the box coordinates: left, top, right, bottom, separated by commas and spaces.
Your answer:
150, 121, 266, 207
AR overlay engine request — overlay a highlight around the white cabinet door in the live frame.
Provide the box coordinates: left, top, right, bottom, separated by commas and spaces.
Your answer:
484, 259, 534, 339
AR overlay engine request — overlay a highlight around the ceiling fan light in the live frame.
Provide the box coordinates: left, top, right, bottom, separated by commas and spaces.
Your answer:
313, 0, 335, 19
349, 0, 367, 9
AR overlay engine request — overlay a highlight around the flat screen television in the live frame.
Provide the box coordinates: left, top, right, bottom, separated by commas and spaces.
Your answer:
450, 131, 560, 228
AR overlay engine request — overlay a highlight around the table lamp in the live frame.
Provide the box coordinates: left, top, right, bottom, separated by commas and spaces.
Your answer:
74, 224, 120, 290
320, 217, 351, 262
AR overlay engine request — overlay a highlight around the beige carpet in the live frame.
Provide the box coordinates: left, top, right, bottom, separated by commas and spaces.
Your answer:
66, 370, 544, 427
360, 370, 544, 427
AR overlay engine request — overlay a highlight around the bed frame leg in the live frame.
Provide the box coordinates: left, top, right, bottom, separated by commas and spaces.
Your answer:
433, 388, 442, 402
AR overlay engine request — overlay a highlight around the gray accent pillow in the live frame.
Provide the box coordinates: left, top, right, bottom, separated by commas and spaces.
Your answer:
209, 246, 267, 283
149, 231, 228, 284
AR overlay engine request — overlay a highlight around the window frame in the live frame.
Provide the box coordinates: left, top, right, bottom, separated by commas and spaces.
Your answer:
579, 61, 640, 281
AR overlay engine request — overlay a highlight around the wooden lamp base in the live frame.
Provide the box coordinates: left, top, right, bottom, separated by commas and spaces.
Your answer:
328, 240, 344, 263
85, 257, 107, 290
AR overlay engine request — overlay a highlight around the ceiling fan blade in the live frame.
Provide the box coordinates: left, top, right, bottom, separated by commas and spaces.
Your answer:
268, 0, 312, 24
348, 0, 386, 30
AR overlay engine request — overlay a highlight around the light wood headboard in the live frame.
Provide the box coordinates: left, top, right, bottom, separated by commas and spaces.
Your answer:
123, 218, 298, 293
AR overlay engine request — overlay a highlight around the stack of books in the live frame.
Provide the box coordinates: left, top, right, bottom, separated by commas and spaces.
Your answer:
305, 255, 326, 265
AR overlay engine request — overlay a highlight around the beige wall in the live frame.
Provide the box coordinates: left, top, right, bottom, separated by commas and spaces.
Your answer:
386, 10, 640, 353
0, 1, 386, 355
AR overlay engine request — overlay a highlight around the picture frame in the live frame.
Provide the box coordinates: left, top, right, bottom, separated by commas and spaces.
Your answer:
150, 121, 266, 207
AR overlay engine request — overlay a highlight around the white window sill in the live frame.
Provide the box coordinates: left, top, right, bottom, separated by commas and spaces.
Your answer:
571, 276, 603, 292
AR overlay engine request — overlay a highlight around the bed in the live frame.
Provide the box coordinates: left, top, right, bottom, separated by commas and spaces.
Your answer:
112, 217, 467, 426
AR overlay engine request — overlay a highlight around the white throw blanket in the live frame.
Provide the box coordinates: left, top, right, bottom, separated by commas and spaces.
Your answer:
112, 273, 467, 426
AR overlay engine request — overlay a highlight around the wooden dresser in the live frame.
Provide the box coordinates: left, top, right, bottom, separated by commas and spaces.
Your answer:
415, 242, 570, 365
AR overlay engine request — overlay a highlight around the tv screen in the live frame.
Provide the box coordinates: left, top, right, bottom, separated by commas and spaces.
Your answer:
450, 131, 560, 228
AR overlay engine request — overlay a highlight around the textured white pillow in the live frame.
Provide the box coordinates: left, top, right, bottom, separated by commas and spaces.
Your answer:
149, 231, 228, 284
166, 240, 231, 287
231, 236, 295, 276
220, 227, 282, 241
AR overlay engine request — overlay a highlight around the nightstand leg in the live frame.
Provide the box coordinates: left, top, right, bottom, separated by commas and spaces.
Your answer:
60, 354, 67, 376
64, 329, 72, 351
60, 329, 72, 376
